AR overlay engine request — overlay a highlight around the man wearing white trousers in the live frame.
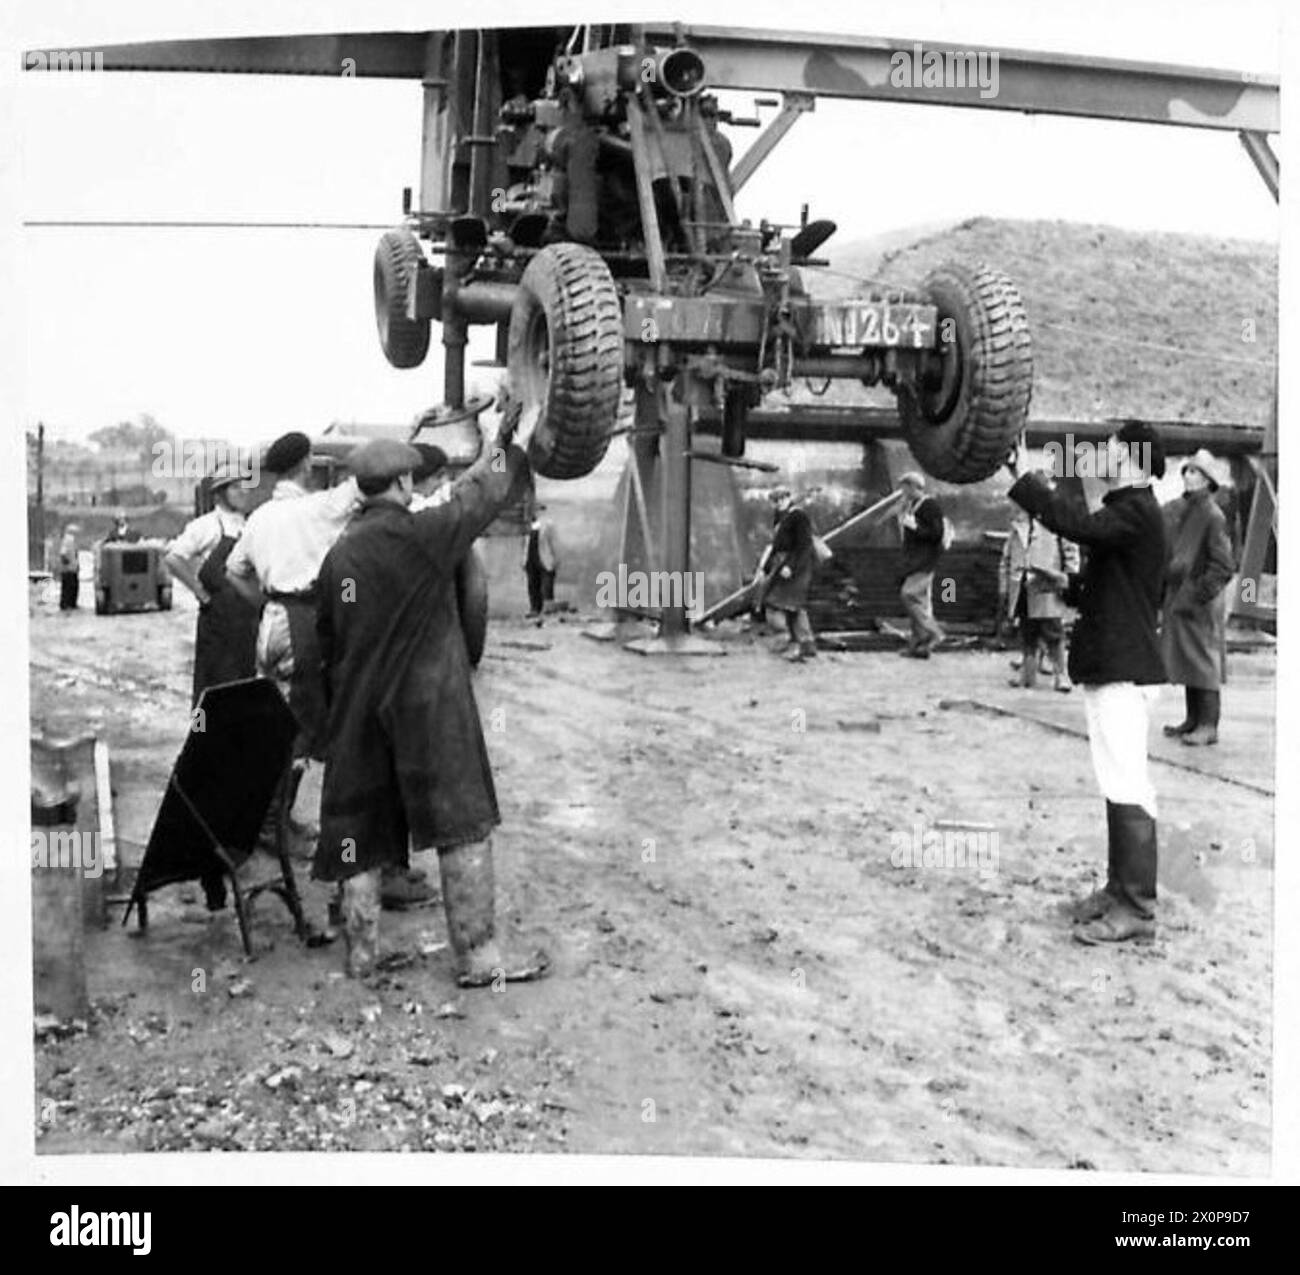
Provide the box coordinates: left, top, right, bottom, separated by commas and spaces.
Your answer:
1007, 421, 1169, 944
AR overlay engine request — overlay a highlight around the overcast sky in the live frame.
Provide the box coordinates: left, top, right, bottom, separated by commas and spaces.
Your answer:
8, 0, 1287, 445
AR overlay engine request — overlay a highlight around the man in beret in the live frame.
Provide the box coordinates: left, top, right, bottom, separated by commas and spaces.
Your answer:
314, 395, 549, 986
1007, 421, 1169, 944
224, 431, 365, 902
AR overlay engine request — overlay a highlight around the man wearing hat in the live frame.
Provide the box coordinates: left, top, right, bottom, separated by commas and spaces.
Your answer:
223, 431, 371, 912
1008, 421, 1169, 944
1160, 449, 1236, 747
755, 486, 818, 661
225, 431, 360, 761
896, 472, 947, 658
409, 442, 450, 512
165, 466, 258, 708
314, 398, 549, 986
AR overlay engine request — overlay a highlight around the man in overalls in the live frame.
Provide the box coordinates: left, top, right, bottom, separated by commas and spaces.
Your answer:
165, 465, 259, 708
166, 464, 262, 913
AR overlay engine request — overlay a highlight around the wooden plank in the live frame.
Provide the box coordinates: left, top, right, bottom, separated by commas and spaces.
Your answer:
700, 487, 903, 624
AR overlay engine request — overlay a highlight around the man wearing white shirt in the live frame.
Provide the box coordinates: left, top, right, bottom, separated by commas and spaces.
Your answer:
226, 430, 434, 911
226, 431, 361, 760
165, 465, 258, 708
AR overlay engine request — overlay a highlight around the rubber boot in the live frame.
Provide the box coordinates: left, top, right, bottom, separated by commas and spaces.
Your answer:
1182, 690, 1219, 747
1076, 803, 1156, 944
380, 862, 438, 909
1011, 642, 1038, 687
1163, 686, 1198, 737
437, 839, 550, 989
1051, 637, 1071, 693
342, 869, 381, 978
1063, 802, 1120, 921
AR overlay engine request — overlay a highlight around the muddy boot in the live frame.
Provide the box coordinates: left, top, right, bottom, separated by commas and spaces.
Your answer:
1181, 690, 1219, 747
380, 863, 439, 910
1073, 804, 1156, 943
1105, 802, 1156, 921
342, 869, 381, 978
1163, 687, 1199, 737
1050, 638, 1071, 693
1062, 802, 1123, 922
437, 839, 550, 989
1010, 646, 1038, 687
1074, 904, 1155, 945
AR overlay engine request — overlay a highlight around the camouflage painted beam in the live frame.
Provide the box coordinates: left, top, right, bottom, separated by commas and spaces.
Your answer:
23, 32, 432, 78
643, 24, 1280, 134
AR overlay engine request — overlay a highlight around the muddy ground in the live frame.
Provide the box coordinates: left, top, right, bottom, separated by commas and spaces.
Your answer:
28, 580, 1274, 1171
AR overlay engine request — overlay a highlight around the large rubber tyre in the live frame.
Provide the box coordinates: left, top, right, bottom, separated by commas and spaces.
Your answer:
374, 229, 431, 369
897, 261, 1032, 484
507, 243, 622, 480
455, 544, 489, 669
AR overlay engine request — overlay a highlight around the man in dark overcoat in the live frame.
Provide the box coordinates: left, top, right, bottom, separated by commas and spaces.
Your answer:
1160, 449, 1236, 747
1008, 422, 1169, 945
756, 486, 818, 662
314, 404, 549, 985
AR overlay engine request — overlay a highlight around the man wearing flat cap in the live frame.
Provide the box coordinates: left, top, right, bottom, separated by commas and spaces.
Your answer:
409, 443, 450, 512
314, 395, 549, 986
1160, 449, 1235, 747
165, 465, 258, 709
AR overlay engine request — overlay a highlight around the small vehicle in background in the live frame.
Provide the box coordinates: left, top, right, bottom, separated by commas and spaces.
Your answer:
94, 541, 173, 615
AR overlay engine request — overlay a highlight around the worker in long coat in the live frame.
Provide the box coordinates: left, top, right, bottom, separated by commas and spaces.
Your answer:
314, 409, 549, 986
1160, 449, 1236, 747
755, 486, 818, 662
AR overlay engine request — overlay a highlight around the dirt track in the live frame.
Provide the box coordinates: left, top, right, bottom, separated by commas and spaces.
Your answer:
29, 583, 1274, 1170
